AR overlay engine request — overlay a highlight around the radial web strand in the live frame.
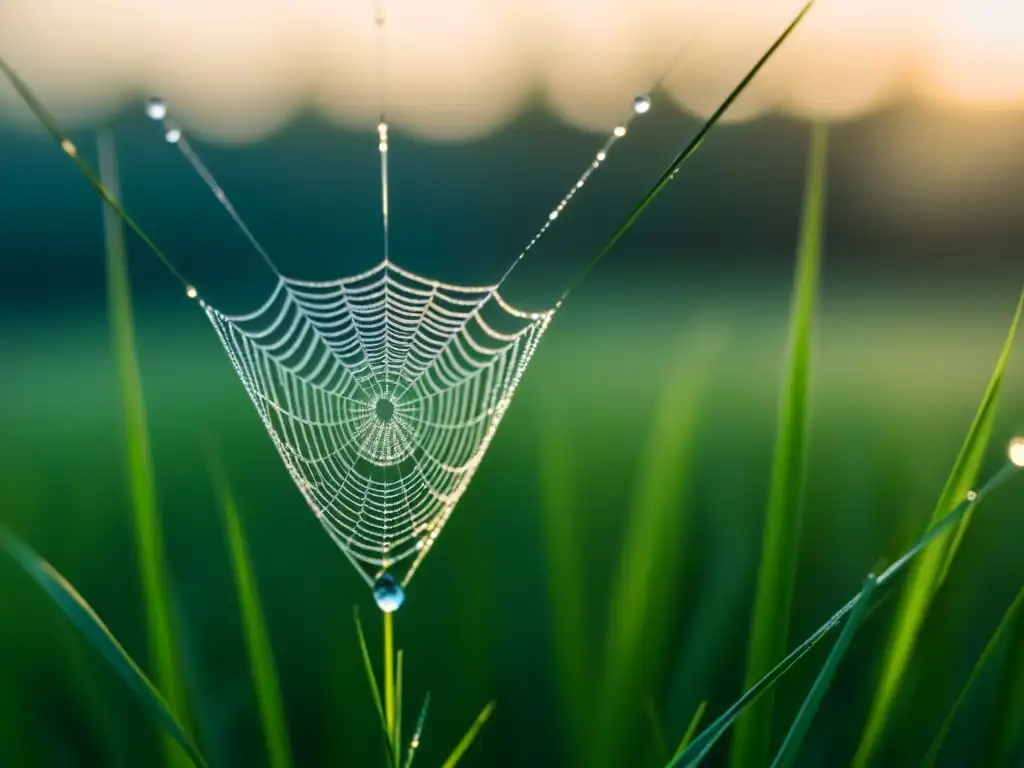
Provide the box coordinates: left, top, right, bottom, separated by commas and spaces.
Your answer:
203, 260, 552, 586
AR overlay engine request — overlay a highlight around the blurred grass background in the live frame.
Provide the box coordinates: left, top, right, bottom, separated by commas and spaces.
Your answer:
2, 89, 1024, 765
2, 270, 1024, 765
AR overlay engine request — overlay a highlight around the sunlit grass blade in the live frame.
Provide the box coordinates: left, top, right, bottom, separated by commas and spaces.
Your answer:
988, 602, 1024, 764
354, 606, 396, 766
645, 697, 670, 766
98, 131, 191, 768
440, 700, 496, 768
596, 334, 719, 767
207, 453, 292, 768
771, 575, 879, 768
672, 701, 707, 760
854, 287, 1024, 767
923, 585, 1024, 767
669, 461, 1018, 768
396, 649, 404, 762
0, 527, 208, 768
537, 399, 591, 761
731, 123, 828, 768
563, 0, 816, 298
404, 691, 431, 768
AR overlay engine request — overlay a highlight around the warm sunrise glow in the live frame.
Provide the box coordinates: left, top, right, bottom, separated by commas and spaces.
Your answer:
0, 0, 1023, 141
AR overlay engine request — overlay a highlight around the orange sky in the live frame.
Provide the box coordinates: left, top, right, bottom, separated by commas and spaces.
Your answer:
0, 0, 1022, 141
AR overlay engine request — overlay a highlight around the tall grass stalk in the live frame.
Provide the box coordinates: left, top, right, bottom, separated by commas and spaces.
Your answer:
596, 336, 720, 767
731, 123, 828, 768
537, 401, 592, 763
923, 585, 1024, 766
988, 598, 1024, 764
207, 454, 293, 768
672, 459, 1019, 767
98, 131, 190, 768
853, 286, 1024, 766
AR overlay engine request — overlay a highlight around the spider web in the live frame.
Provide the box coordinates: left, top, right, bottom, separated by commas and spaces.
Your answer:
203, 260, 552, 585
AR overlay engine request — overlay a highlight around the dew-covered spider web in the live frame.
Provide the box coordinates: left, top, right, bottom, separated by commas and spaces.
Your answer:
203, 260, 552, 586
0, 0, 810, 604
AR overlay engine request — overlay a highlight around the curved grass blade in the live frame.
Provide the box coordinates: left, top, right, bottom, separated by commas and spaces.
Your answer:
646, 697, 671, 766
770, 575, 879, 768
988, 600, 1024, 764
561, 0, 815, 300
99, 131, 191, 768
440, 700, 496, 768
668, 461, 1018, 768
923, 585, 1024, 767
0, 527, 208, 768
672, 701, 708, 760
597, 335, 720, 767
403, 691, 431, 768
354, 607, 396, 767
731, 122, 828, 768
207, 453, 293, 768
854, 287, 1024, 767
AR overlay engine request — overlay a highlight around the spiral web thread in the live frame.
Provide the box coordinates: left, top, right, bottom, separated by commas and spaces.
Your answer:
203, 261, 552, 586
0, 0, 813, 590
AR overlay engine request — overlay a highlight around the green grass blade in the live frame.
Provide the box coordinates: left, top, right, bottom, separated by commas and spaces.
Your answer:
770, 575, 879, 768
207, 454, 293, 768
0, 527, 208, 768
853, 288, 1024, 767
731, 123, 828, 768
923, 585, 1024, 767
396, 649, 404, 763
562, 0, 815, 299
403, 691, 431, 768
98, 131, 191, 768
596, 335, 719, 767
645, 697, 670, 766
440, 700, 496, 768
669, 461, 1018, 768
988, 600, 1024, 764
672, 701, 707, 760
537, 400, 592, 762
353, 607, 395, 766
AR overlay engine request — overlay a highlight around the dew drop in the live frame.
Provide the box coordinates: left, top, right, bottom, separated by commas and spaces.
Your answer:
613, 125, 627, 138
145, 96, 167, 121
632, 94, 652, 115
596, 151, 606, 162
966, 489, 977, 501
549, 210, 559, 220
1009, 436, 1024, 467
372, 573, 405, 612
164, 122, 182, 144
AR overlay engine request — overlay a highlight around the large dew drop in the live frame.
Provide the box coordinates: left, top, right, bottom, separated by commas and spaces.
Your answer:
145, 96, 167, 121
632, 94, 651, 115
372, 573, 405, 612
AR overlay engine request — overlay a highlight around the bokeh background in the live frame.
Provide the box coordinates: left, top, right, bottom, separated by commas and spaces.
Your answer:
2, 1, 1024, 766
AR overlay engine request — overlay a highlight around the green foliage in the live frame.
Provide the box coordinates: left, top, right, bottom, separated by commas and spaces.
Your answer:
0, 527, 208, 768
731, 122, 828, 768
98, 132, 191, 768
854, 286, 1024, 766
924, 585, 1024, 766
440, 701, 497, 768
207, 454, 293, 768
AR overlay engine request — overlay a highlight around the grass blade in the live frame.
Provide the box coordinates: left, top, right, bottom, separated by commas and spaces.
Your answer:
354, 607, 395, 766
672, 701, 707, 760
731, 123, 828, 768
853, 287, 1024, 767
207, 454, 293, 768
770, 575, 880, 768
0, 527, 208, 768
923, 585, 1024, 767
403, 691, 431, 768
645, 697, 671, 766
396, 649, 404, 763
440, 700, 496, 768
669, 460, 1018, 768
596, 335, 719, 767
562, 0, 816, 299
988, 599, 1024, 764
537, 400, 592, 762
98, 131, 191, 768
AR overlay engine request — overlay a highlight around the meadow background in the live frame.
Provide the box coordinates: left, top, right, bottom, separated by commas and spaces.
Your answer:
3, 2, 1024, 766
